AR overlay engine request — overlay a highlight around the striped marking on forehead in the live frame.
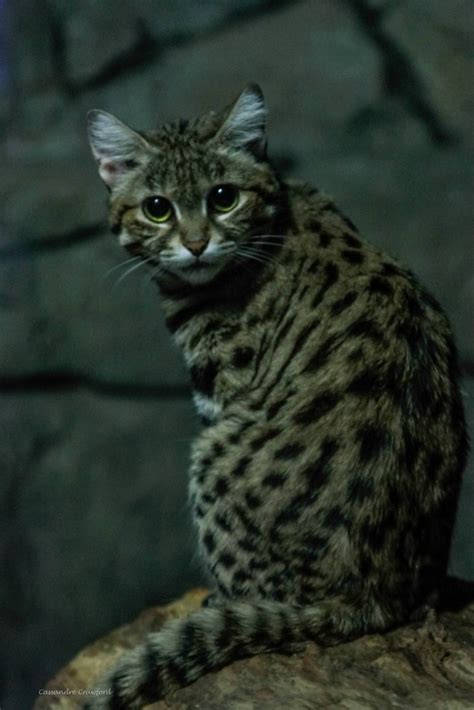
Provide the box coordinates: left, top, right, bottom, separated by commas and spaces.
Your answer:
144, 151, 219, 202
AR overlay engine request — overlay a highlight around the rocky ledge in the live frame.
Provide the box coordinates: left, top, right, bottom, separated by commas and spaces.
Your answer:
35, 580, 474, 709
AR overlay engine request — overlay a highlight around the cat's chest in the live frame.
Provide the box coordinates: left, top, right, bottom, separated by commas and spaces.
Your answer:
192, 392, 223, 423
183, 319, 264, 420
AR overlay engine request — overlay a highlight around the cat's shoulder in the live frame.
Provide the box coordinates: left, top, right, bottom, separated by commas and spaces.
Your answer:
284, 178, 446, 318
285, 178, 362, 239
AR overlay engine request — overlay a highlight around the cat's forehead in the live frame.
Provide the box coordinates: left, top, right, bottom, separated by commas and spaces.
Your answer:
141, 121, 238, 199
144, 112, 220, 155
150, 111, 220, 139
143, 145, 224, 202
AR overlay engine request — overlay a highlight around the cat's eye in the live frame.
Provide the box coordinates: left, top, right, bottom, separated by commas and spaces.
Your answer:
208, 184, 239, 213
142, 196, 174, 223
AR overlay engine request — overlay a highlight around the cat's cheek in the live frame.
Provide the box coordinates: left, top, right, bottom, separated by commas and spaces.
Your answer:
118, 232, 136, 247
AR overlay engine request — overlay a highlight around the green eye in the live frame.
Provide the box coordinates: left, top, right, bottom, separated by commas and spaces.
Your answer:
142, 196, 174, 223
208, 184, 239, 213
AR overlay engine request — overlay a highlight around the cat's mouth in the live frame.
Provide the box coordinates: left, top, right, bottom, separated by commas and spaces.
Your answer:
161, 255, 228, 285
181, 260, 214, 271
158, 244, 237, 284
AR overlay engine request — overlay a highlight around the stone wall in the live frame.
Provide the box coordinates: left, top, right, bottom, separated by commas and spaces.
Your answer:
1, 1, 473, 707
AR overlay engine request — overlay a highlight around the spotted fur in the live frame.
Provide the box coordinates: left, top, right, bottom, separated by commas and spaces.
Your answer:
86, 85, 467, 708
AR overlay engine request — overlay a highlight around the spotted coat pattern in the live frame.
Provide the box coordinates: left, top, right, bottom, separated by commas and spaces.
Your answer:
86, 91, 467, 709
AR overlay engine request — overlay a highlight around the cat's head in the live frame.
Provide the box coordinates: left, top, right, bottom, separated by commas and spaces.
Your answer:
87, 85, 284, 286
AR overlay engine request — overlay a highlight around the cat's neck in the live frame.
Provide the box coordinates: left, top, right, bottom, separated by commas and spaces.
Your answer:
156, 192, 293, 306
155, 251, 275, 332
155, 181, 295, 343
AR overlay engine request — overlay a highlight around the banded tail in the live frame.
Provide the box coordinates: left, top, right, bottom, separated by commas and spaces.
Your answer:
87, 596, 398, 708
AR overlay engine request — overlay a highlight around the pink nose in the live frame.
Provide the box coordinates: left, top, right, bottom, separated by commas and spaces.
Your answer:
185, 240, 208, 257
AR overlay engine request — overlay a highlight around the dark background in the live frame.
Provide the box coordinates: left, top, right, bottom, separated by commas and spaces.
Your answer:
1, 1, 473, 708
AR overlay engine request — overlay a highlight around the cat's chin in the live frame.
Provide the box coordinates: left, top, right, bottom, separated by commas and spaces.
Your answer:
166, 261, 224, 286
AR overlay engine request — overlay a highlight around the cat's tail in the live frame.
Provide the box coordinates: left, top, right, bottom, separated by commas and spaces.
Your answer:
86, 596, 397, 709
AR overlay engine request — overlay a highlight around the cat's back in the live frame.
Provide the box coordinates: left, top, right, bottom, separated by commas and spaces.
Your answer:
284, 179, 455, 359
232, 180, 466, 529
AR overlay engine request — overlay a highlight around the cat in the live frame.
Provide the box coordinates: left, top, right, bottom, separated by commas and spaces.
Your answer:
85, 84, 467, 708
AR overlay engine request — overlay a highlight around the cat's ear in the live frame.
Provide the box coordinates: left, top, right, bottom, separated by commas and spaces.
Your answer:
87, 110, 150, 188
216, 84, 267, 158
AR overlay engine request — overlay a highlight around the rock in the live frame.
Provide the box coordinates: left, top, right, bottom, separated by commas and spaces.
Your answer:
56, 0, 271, 86
314, 141, 474, 363
0, 391, 200, 706
2, 1, 473, 706
34, 581, 474, 709
0, 162, 105, 243
0, 237, 189, 385
450, 377, 474, 582
383, 0, 474, 140
4, 1, 473, 361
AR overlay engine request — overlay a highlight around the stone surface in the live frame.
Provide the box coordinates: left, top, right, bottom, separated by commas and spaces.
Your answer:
0, 392, 201, 708
2, 1, 473, 708
312, 141, 474, 362
450, 377, 474, 582
35, 583, 474, 709
0, 237, 189, 384
56, 0, 272, 85
3, 0, 473, 360
1, 380, 472, 708
1, 162, 105, 243
383, 0, 474, 141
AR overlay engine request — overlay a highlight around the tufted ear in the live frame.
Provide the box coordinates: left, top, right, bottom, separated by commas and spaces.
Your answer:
87, 110, 150, 188
216, 84, 267, 158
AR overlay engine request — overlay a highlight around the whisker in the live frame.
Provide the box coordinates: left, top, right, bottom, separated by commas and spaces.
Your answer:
113, 256, 154, 289
141, 264, 161, 293
239, 245, 274, 258
237, 248, 274, 267
240, 248, 274, 264
250, 234, 287, 241
248, 242, 296, 265
239, 245, 278, 262
246, 241, 286, 248
146, 262, 165, 287
246, 234, 286, 250
102, 256, 143, 284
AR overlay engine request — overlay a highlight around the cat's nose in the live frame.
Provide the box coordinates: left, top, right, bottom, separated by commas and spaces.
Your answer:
185, 240, 208, 257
